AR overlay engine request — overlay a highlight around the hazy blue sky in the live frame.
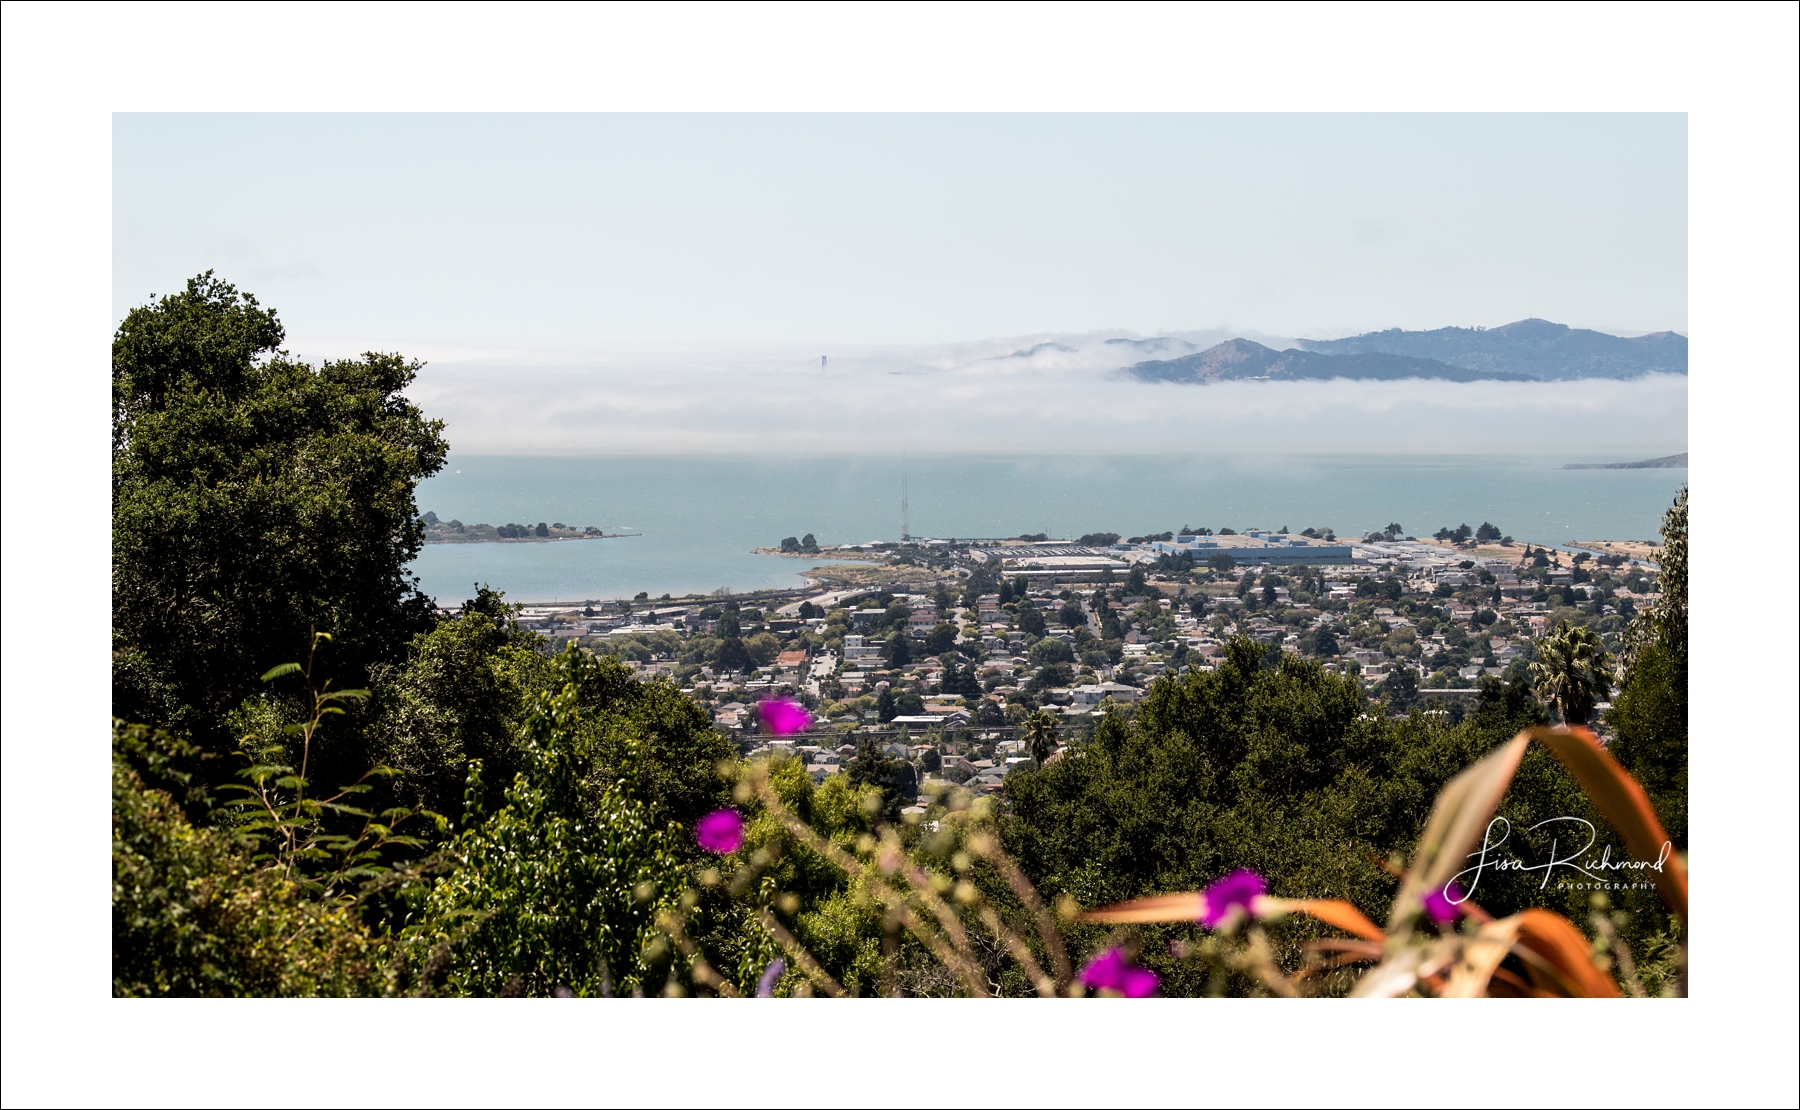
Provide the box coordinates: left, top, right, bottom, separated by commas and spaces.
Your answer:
114, 113, 1686, 348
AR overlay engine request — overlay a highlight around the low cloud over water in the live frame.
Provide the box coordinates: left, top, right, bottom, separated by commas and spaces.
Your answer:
298, 332, 1688, 458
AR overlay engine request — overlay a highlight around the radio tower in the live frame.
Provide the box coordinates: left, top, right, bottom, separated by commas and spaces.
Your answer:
900, 451, 911, 543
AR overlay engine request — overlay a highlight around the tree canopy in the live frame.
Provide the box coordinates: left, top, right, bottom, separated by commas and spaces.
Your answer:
1606, 486, 1687, 848
113, 272, 448, 751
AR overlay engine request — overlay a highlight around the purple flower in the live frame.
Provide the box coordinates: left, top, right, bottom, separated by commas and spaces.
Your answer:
1079, 948, 1160, 998
1200, 869, 1267, 929
756, 958, 787, 997
1422, 883, 1465, 924
758, 698, 812, 737
694, 808, 745, 854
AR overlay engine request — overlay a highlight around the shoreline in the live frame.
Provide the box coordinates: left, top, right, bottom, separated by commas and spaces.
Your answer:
423, 532, 640, 546
751, 547, 888, 562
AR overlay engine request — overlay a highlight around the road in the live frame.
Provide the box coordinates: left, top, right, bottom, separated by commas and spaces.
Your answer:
775, 588, 866, 617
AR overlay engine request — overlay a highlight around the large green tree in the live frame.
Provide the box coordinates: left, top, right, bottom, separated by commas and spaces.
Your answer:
402, 666, 687, 998
1528, 621, 1613, 727
1001, 640, 1502, 992
1607, 486, 1687, 848
997, 640, 1685, 996
113, 273, 449, 749
365, 587, 552, 818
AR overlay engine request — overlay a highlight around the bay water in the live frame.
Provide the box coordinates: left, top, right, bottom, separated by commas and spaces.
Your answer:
409, 454, 1687, 604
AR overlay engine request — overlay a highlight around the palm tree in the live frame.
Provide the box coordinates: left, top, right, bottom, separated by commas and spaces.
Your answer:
1024, 709, 1061, 768
1529, 620, 1613, 726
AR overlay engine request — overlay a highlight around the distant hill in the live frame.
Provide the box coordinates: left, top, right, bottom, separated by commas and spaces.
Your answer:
1102, 336, 1203, 358
1562, 452, 1688, 470
1123, 338, 1534, 384
1294, 318, 1686, 380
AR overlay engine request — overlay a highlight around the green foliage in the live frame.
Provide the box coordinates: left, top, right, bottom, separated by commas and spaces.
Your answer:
1628, 486, 1687, 670
112, 723, 389, 997
222, 633, 441, 904
715, 636, 752, 674
403, 664, 687, 997
1007, 641, 1379, 903
1023, 710, 1060, 766
1018, 604, 1048, 637
540, 646, 736, 837
1377, 666, 1419, 711
1608, 486, 1687, 848
1298, 627, 1340, 657
112, 273, 448, 754
794, 886, 889, 995
367, 587, 551, 817
940, 659, 982, 697
594, 628, 684, 662
1001, 638, 1504, 991
722, 764, 892, 995
845, 737, 914, 820
744, 632, 782, 668
924, 622, 959, 656
1529, 621, 1612, 726
1607, 645, 1685, 848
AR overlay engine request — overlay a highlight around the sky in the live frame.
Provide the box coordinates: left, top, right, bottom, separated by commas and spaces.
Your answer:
112, 113, 1687, 455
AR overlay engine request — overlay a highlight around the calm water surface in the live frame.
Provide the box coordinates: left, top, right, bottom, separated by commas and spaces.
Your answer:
408, 454, 1687, 604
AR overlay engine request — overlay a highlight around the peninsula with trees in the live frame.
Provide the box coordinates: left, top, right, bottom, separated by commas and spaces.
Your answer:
419, 511, 634, 543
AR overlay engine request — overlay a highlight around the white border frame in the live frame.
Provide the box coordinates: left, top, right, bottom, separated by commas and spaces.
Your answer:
4, 3, 1795, 1106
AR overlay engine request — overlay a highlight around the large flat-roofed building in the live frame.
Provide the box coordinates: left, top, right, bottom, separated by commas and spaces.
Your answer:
1151, 535, 1354, 566
1003, 553, 1132, 582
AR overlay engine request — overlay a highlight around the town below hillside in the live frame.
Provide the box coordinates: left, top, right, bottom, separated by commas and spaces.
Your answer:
485, 521, 1661, 799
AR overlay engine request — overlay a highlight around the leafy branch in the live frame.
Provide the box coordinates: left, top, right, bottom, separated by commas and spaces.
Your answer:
222, 631, 443, 903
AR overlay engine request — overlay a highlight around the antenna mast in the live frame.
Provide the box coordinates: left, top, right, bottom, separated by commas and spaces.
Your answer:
901, 451, 910, 543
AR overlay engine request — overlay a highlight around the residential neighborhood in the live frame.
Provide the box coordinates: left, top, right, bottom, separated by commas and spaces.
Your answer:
490, 522, 1658, 800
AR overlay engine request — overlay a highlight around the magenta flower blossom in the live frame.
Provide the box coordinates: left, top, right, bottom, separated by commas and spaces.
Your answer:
1079, 948, 1159, 997
694, 808, 745, 854
1200, 869, 1267, 929
1422, 883, 1465, 924
758, 698, 812, 736
756, 958, 787, 997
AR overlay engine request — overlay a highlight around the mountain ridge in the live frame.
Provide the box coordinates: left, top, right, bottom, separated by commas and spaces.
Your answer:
1121, 318, 1686, 384
1294, 318, 1686, 380
1561, 452, 1688, 470
1122, 339, 1535, 385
